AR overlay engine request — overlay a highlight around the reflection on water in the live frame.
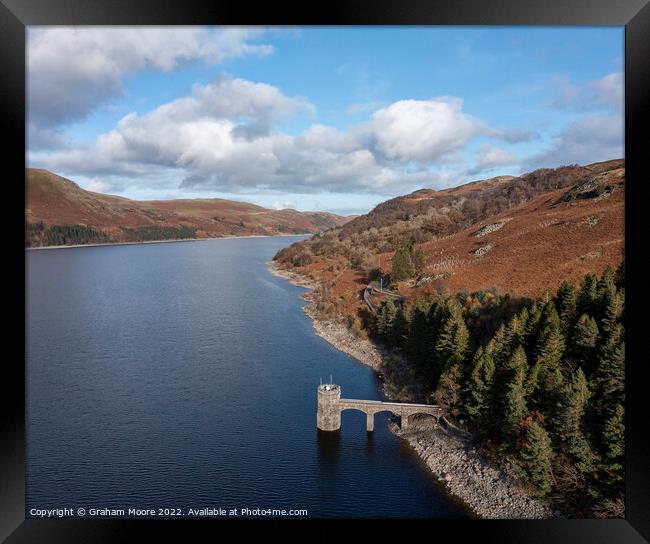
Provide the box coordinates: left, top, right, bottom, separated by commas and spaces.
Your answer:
316, 430, 341, 469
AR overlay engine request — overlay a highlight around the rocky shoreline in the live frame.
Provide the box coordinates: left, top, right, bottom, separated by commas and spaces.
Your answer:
267, 260, 553, 519
391, 419, 552, 518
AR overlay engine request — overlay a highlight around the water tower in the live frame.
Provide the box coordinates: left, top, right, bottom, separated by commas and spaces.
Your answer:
316, 381, 341, 431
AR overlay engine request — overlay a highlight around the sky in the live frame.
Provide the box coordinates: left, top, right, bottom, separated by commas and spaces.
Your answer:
26, 26, 624, 216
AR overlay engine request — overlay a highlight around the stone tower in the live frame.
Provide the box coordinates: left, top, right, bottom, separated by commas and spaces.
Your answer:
316, 383, 341, 431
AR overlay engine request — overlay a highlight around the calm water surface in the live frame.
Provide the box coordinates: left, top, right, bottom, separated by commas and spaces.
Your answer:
26, 237, 466, 518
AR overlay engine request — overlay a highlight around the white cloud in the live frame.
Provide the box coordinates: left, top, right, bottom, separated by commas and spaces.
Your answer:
528, 114, 623, 168
27, 27, 273, 128
550, 72, 623, 113
27, 125, 72, 151
585, 72, 623, 112
529, 72, 624, 169
32, 77, 537, 196
549, 75, 581, 108
84, 179, 111, 193
271, 200, 297, 210
467, 146, 519, 176
365, 97, 484, 163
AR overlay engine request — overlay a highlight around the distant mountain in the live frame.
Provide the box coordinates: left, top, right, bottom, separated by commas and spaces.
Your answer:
25, 169, 351, 247
274, 159, 624, 301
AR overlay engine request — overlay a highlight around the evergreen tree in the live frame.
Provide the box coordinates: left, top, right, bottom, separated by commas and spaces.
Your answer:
465, 346, 496, 432
592, 339, 625, 420
435, 302, 469, 376
524, 301, 543, 356
501, 346, 529, 444
525, 361, 541, 399
571, 314, 600, 374
577, 273, 599, 316
489, 322, 512, 368
391, 246, 415, 282
520, 421, 555, 497
597, 266, 617, 321
615, 261, 625, 288
518, 306, 530, 332
534, 304, 566, 398
376, 299, 397, 338
389, 307, 408, 346
600, 404, 624, 491
406, 308, 428, 366
556, 280, 578, 337
540, 288, 553, 306
358, 267, 624, 515
411, 246, 426, 275
601, 289, 624, 341
505, 313, 526, 354
556, 368, 598, 473
422, 301, 446, 384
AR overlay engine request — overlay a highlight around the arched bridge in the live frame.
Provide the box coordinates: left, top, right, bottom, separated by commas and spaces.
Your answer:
317, 384, 442, 432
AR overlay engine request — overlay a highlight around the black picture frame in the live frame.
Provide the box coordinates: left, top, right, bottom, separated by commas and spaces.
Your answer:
3, 0, 649, 540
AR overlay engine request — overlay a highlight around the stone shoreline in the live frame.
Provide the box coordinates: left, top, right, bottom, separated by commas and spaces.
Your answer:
268, 260, 553, 519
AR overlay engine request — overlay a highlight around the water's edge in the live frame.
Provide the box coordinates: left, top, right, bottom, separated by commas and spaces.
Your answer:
26, 233, 313, 251
267, 260, 553, 519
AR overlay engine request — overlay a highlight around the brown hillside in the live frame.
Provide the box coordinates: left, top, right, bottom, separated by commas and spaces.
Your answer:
274, 160, 624, 312
25, 169, 351, 247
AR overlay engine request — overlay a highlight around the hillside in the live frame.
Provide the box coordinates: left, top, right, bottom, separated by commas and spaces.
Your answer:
273, 159, 624, 306
25, 169, 350, 247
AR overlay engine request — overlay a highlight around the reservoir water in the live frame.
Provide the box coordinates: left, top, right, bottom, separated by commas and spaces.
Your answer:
26, 236, 466, 518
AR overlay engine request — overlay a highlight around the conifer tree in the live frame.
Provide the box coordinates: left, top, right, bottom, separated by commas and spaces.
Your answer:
389, 307, 408, 346
535, 304, 566, 393
592, 339, 625, 420
391, 246, 415, 282
435, 302, 469, 370
421, 301, 446, 383
465, 346, 496, 432
556, 280, 578, 336
556, 368, 598, 473
578, 273, 599, 316
406, 308, 428, 367
520, 421, 555, 497
506, 313, 526, 354
433, 302, 469, 387
571, 314, 600, 374
411, 247, 426, 275
524, 301, 542, 355
376, 299, 397, 338
489, 322, 511, 368
597, 266, 617, 316
601, 403, 624, 490
518, 306, 530, 332
601, 289, 624, 341
502, 346, 529, 443
615, 261, 625, 288
525, 361, 541, 400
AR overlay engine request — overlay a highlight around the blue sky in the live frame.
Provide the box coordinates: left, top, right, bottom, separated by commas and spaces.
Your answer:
27, 26, 624, 215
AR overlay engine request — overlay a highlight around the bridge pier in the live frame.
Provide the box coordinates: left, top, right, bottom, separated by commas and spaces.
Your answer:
366, 412, 374, 432
401, 414, 409, 429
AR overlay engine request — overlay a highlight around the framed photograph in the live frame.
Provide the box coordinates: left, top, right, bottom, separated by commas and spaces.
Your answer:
3, 0, 649, 540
